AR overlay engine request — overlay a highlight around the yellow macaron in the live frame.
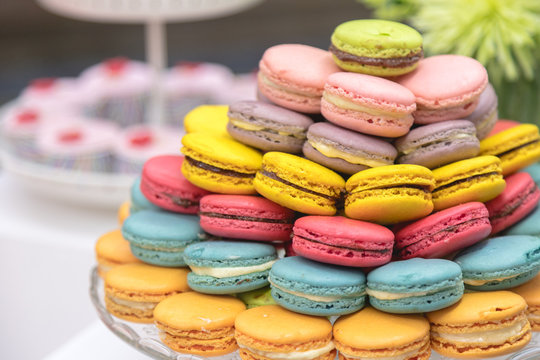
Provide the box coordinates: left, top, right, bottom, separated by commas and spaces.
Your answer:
334, 306, 430, 360
235, 305, 335, 360
104, 263, 190, 323
480, 124, 540, 176
345, 164, 434, 224
95, 229, 141, 277
153, 292, 246, 356
117, 201, 130, 225
253, 152, 345, 215
184, 104, 231, 138
511, 273, 540, 331
427, 291, 531, 358
181, 133, 262, 194
431, 155, 506, 211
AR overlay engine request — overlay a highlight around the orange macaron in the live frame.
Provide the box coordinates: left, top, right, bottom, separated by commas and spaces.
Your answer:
512, 273, 540, 331
95, 229, 141, 277
117, 201, 130, 225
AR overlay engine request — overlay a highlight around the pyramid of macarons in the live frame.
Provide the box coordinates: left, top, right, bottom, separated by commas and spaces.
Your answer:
97, 18, 540, 360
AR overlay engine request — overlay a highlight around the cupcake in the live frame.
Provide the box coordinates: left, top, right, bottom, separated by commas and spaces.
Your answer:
18, 77, 82, 113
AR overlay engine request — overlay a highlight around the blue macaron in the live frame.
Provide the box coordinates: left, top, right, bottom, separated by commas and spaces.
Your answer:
122, 210, 202, 267
130, 176, 161, 213
455, 235, 540, 291
268, 256, 366, 316
524, 162, 540, 186
367, 258, 464, 314
183, 241, 277, 294
505, 205, 540, 237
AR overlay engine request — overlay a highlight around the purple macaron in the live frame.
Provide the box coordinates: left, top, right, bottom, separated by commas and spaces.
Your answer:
227, 100, 313, 154
394, 120, 480, 169
303, 122, 397, 175
465, 83, 498, 140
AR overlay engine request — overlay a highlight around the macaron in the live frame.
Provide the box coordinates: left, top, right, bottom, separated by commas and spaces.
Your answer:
199, 194, 295, 242
122, 210, 203, 267
329, 19, 423, 76
181, 133, 262, 194
153, 292, 246, 356
431, 155, 506, 211
140, 155, 211, 214
104, 263, 189, 323
427, 291, 531, 358
303, 122, 398, 175
95, 229, 141, 277
227, 100, 313, 153
334, 307, 431, 360
396, 55, 488, 124
257, 44, 340, 113
505, 205, 540, 237
292, 216, 394, 267
394, 120, 480, 169
237, 286, 277, 309
485, 172, 540, 235
117, 201, 130, 224
464, 82, 498, 139
235, 305, 335, 360
367, 258, 464, 313
183, 104, 231, 138
183, 241, 277, 294
129, 176, 161, 213
268, 256, 366, 316
454, 235, 540, 291
394, 202, 491, 260
321, 72, 416, 137
488, 119, 520, 137
254, 152, 345, 215
524, 162, 540, 186
345, 164, 435, 224
480, 123, 540, 176
511, 274, 540, 330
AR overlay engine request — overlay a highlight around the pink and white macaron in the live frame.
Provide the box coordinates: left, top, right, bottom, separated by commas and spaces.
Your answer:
396, 55, 488, 124
321, 72, 416, 137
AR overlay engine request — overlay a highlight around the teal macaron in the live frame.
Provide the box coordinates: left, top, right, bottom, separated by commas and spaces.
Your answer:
455, 235, 540, 291
122, 210, 202, 267
367, 258, 464, 314
524, 162, 540, 186
505, 205, 540, 237
268, 256, 366, 316
129, 176, 162, 213
183, 240, 277, 294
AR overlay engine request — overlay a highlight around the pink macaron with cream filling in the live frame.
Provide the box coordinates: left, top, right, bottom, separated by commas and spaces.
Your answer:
321, 72, 416, 137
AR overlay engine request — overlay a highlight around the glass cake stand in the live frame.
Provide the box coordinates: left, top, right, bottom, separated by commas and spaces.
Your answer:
89, 267, 540, 360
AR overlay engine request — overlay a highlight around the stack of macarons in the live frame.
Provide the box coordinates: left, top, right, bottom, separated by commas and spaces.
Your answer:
97, 17, 540, 360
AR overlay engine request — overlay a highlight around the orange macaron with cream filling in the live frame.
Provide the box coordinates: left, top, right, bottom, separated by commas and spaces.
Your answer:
511, 273, 540, 331
95, 229, 141, 277
153, 292, 246, 356
235, 305, 335, 360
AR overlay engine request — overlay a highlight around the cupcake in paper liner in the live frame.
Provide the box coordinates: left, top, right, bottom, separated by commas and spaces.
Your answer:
18, 77, 83, 114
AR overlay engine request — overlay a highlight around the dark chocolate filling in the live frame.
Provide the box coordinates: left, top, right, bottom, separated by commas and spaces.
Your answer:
495, 139, 540, 158
355, 184, 431, 193
490, 185, 539, 221
199, 212, 292, 224
296, 235, 391, 254
261, 169, 342, 203
329, 44, 423, 68
162, 193, 199, 208
433, 172, 500, 193
185, 156, 255, 178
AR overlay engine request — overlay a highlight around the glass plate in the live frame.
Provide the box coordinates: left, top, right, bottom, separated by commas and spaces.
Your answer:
89, 267, 540, 360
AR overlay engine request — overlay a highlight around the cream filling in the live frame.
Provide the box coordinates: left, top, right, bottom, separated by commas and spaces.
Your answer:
341, 347, 421, 360
190, 260, 276, 278
527, 313, 540, 321
260, 72, 319, 98
308, 140, 389, 167
270, 281, 364, 302
323, 92, 401, 117
400, 133, 473, 155
108, 296, 157, 310
463, 274, 518, 286
433, 318, 528, 344
239, 341, 334, 360
366, 288, 431, 300
230, 118, 304, 139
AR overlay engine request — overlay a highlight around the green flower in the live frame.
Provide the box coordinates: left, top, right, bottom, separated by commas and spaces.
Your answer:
360, 0, 420, 21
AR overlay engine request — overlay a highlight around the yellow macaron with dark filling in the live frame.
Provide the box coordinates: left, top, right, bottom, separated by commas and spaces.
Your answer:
431, 155, 506, 211
334, 306, 431, 360
95, 229, 141, 277
235, 305, 335, 360
427, 291, 531, 358
345, 164, 434, 224
104, 263, 190, 323
511, 273, 540, 331
181, 133, 262, 194
254, 152, 345, 215
480, 124, 540, 176
153, 292, 246, 356
184, 105, 231, 138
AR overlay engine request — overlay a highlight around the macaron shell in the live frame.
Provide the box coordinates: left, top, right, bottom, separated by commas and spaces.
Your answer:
95, 229, 141, 276
488, 119, 520, 137
303, 142, 369, 175
505, 205, 540, 237
184, 104, 231, 138
465, 82, 498, 139
117, 201, 130, 225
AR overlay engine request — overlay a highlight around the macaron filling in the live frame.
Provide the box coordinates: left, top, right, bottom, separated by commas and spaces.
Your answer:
307, 138, 392, 167
185, 156, 255, 178
329, 44, 423, 68
259, 71, 320, 98
190, 260, 277, 278
433, 318, 528, 344
494, 138, 540, 158
228, 118, 307, 140
367, 276, 463, 301
322, 92, 410, 117
199, 212, 293, 224
237, 341, 335, 360
489, 182, 540, 222
337, 341, 428, 360
106, 294, 157, 311
433, 171, 500, 193
269, 280, 362, 303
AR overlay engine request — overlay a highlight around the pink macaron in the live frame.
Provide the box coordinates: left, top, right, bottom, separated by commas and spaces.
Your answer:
321, 72, 416, 137
486, 172, 540, 235
394, 202, 492, 260
257, 44, 341, 114
140, 155, 211, 214
199, 194, 295, 242
292, 216, 395, 267
395, 55, 488, 124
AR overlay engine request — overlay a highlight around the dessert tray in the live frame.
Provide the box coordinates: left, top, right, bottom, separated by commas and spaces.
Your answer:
89, 266, 540, 360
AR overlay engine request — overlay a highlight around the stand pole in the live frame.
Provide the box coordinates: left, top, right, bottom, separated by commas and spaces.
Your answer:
145, 20, 167, 126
